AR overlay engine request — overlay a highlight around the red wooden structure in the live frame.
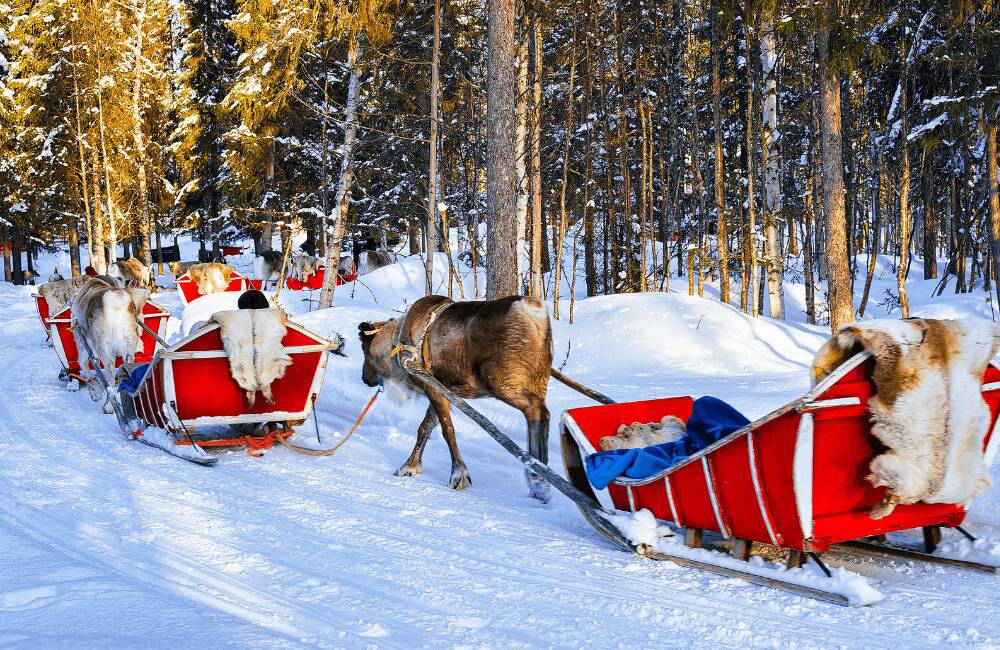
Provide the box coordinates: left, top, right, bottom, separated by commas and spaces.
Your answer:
119, 319, 335, 452
285, 266, 357, 291
176, 270, 260, 305
220, 245, 245, 256
561, 352, 1000, 554
48, 300, 171, 384
33, 293, 52, 338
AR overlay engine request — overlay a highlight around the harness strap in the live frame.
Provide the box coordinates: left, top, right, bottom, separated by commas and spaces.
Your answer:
391, 300, 452, 372
415, 302, 455, 372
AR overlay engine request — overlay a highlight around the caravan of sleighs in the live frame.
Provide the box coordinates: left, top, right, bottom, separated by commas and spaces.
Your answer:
28, 251, 1000, 607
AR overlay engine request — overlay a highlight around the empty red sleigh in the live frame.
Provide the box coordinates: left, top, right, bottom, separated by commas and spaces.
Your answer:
47, 300, 171, 385
118, 318, 338, 462
175, 270, 262, 305
284, 266, 357, 291
561, 352, 1000, 603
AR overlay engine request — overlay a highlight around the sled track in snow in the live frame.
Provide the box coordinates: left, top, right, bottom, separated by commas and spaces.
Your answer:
2, 304, 1000, 647
0, 348, 423, 647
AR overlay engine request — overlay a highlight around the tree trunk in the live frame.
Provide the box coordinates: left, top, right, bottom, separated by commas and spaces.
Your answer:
514, 30, 529, 289
760, 12, 784, 318
318, 74, 330, 258
819, 17, 854, 331
131, 0, 152, 267
987, 112, 1000, 302
91, 151, 107, 273
69, 222, 82, 277
582, 18, 596, 297
426, 0, 441, 295
804, 173, 816, 324
711, 0, 730, 305
553, 17, 576, 318
922, 161, 937, 279
11, 228, 24, 285
319, 36, 362, 309
743, 17, 759, 316
528, 14, 543, 297
485, 0, 520, 299
259, 146, 276, 253
1, 225, 10, 283
858, 155, 885, 316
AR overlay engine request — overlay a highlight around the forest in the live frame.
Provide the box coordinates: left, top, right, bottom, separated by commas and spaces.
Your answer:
1, 0, 998, 330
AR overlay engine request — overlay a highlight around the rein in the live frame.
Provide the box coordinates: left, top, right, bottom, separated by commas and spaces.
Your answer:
275, 386, 382, 457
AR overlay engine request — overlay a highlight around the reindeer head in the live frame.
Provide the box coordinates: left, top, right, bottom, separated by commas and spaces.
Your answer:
358, 319, 395, 387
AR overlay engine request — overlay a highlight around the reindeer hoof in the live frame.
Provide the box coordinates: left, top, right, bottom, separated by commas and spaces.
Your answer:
526, 472, 551, 503
87, 378, 104, 402
394, 463, 423, 478
102, 400, 115, 415
448, 467, 472, 490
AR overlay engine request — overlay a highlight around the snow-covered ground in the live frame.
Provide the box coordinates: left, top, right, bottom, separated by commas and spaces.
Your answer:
4, 241, 1000, 647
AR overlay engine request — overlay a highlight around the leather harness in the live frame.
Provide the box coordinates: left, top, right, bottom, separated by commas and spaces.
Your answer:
390, 300, 452, 373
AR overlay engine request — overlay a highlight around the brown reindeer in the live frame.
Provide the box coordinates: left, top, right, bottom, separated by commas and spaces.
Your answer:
359, 294, 553, 500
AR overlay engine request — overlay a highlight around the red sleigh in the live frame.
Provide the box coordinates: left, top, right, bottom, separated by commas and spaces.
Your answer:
33, 293, 53, 338
117, 318, 338, 464
175, 270, 262, 306
561, 352, 1000, 604
47, 300, 171, 386
284, 266, 357, 291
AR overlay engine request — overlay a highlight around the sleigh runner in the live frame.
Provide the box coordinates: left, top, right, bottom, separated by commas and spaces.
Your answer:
560, 352, 1000, 605
117, 317, 338, 462
47, 300, 171, 386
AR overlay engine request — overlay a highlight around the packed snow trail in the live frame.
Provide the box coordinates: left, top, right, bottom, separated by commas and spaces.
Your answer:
3, 278, 1000, 647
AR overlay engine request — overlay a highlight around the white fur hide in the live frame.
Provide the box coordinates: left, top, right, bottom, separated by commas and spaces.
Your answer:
210, 309, 292, 405
812, 318, 1000, 519
599, 416, 687, 451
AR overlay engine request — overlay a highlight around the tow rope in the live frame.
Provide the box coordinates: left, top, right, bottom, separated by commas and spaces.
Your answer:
275, 387, 382, 457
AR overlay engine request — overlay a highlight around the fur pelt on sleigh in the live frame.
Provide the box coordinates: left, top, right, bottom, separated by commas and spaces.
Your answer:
210, 308, 292, 406
812, 318, 1000, 519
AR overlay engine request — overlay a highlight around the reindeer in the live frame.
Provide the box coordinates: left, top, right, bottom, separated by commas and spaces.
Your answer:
359, 294, 553, 500
70, 276, 149, 413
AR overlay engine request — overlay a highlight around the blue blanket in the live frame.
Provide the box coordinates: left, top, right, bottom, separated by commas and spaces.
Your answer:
584, 396, 750, 490
118, 362, 151, 394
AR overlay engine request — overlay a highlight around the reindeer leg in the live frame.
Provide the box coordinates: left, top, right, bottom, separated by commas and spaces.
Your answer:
396, 405, 438, 477
495, 390, 551, 502
523, 398, 551, 503
426, 390, 470, 490
101, 362, 116, 414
